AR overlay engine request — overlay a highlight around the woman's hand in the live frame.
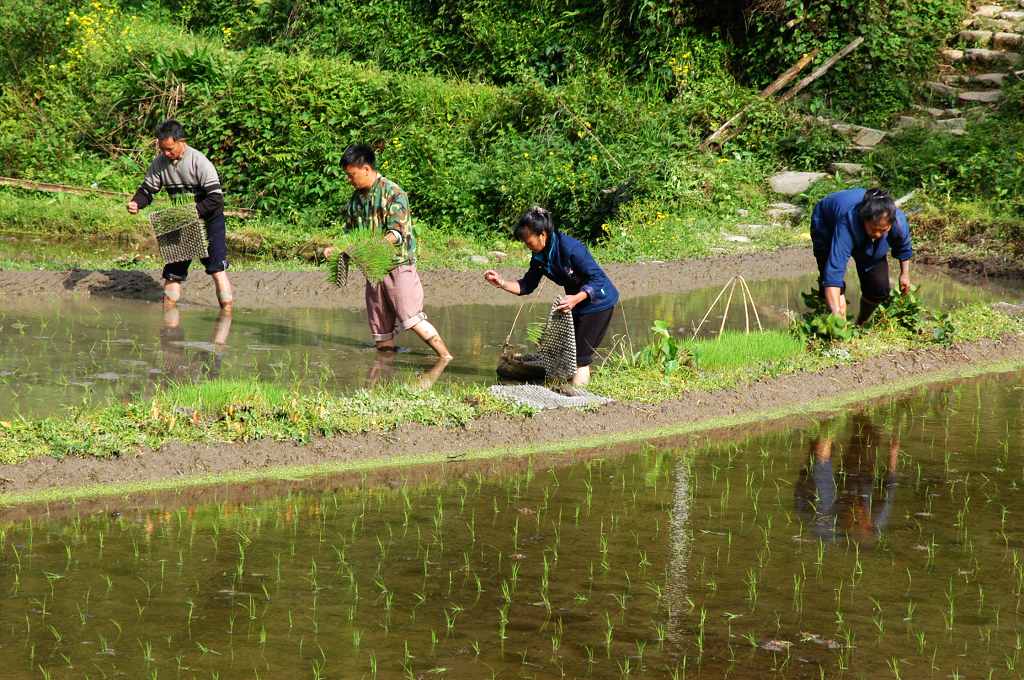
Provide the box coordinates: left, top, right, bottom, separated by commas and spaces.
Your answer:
484, 270, 504, 289
554, 291, 587, 312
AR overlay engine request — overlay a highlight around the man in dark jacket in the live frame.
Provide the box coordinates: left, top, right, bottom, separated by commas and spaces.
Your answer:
127, 119, 234, 311
811, 188, 913, 324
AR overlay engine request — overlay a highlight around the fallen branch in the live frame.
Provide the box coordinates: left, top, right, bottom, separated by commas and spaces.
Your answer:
778, 36, 865, 103
700, 49, 819, 151
0, 176, 254, 218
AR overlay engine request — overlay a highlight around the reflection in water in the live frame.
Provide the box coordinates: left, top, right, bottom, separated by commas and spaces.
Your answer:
795, 412, 901, 544
667, 455, 692, 645
0, 266, 1018, 418
159, 307, 233, 385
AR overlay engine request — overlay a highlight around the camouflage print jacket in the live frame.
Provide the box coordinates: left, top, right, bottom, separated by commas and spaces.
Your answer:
345, 175, 415, 266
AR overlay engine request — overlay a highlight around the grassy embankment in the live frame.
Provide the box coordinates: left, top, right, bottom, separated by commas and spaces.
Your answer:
1, 303, 1020, 468
5, 0, 1013, 272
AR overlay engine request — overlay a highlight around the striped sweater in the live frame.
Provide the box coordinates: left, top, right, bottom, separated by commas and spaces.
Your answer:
131, 146, 224, 221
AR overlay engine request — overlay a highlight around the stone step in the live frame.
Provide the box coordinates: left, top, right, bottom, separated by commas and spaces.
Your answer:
925, 81, 960, 98
829, 122, 887, 147
975, 4, 1005, 18
894, 116, 968, 133
940, 72, 1007, 87
964, 47, 1023, 65
830, 162, 865, 177
994, 31, 1024, 48
912, 104, 963, 119
767, 171, 827, 196
766, 202, 804, 223
958, 89, 1004, 103
965, 16, 1021, 31
959, 29, 994, 46
940, 47, 965, 64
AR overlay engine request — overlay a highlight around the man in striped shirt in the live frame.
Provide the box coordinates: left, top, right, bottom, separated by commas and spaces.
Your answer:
127, 119, 234, 312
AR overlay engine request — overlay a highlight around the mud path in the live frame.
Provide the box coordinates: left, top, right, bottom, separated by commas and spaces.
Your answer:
0, 248, 818, 308
1, 333, 1022, 502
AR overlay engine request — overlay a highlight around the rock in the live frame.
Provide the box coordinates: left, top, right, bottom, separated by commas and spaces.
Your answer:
468, 255, 489, 265
767, 202, 804, 222
830, 123, 887, 147
487, 250, 508, 262
912, 105, 962, 119
1000, 10, 1024, 21
895, 116, 927, 130
992, 301, 1024, 317
959, 29, 994, 45
940, 47, 965, 63
974, 72, 1009, 86
959, 89, 1004, 103
737, 208, 750, 217
934, 117, 967, 131
965, 48, 1023, 65
723, 234, 751, 243
768, 171, 826, 196
975, 5, 1004, 18
926, 81, 959, 98
994, 32, 1024, 49
736, 223, 771, 232
830, 162, 865, 176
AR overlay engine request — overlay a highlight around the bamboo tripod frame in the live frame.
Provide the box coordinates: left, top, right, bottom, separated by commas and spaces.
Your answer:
691, 275, 763, 340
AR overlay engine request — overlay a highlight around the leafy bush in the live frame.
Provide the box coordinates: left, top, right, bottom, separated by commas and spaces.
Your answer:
739, 0, 966, 124
794, 287, 855, 342
623, 320, 693, 375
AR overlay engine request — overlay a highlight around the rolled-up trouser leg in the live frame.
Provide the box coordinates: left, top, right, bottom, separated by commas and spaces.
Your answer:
856, 261, 891, 325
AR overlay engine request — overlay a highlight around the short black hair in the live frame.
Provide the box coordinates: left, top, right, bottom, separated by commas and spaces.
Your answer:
857, 188, 896, 225
156, 119, 185, 141
514, 206, 554, 241
342, 144, 375, 169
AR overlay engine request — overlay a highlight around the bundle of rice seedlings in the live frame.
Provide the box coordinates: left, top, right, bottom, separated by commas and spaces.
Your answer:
148, 204, 208, 263
325, 229, 396, 286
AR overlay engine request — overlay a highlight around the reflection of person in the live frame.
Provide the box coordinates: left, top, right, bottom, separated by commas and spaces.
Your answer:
811, 188, 912, 324
326, 144, 452, 360
795, 414, 899, 543
128, 119, 234, 312
366, 350, 450, 390
159, 307, 232, 383
483, 207, 619, 386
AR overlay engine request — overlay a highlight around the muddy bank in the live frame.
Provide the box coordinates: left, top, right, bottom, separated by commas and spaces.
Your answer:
915, 247, 1024, 281
0, 248, 817, 309
1, 333, 1022, 502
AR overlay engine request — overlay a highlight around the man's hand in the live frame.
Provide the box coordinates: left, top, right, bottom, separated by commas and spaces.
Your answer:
899, 272, 911, 295
554, 292, 587, 312
127, 200, 139, 215
483, 270, 503, 289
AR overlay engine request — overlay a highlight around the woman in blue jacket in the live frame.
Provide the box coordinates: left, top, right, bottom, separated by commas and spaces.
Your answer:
484, 206, 619, 386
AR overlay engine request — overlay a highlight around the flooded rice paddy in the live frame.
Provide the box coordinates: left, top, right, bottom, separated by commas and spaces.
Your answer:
1, 267, 1017, 418
1, 369, 1022, 678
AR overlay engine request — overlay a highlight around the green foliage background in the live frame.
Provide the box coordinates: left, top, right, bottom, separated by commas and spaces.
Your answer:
4, 0, 1014, 255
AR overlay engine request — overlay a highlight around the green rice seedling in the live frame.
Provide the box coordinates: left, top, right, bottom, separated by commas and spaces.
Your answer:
326, 229, 396, 286
686, 330, 805, 373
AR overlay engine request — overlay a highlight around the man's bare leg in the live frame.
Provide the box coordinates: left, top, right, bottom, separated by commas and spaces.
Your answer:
571, 364, 591, 386
410, 320, 453, 359
212, 271, 233, 313
163, 280, 182, 310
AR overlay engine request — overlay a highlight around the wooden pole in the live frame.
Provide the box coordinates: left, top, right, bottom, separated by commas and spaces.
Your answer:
0, 175, 254, 218
778, 36, 865, 103
699, 49, 819, 151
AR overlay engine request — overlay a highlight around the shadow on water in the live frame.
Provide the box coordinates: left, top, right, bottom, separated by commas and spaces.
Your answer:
1, 369, 1022, 677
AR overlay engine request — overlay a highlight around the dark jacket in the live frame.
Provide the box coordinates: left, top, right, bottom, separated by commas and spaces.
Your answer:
811, 188, 913, 289
516, 230, 618, 315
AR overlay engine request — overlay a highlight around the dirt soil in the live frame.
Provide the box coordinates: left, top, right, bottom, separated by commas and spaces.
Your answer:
1, 333, 1022, 503
0, 248, 818, 308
